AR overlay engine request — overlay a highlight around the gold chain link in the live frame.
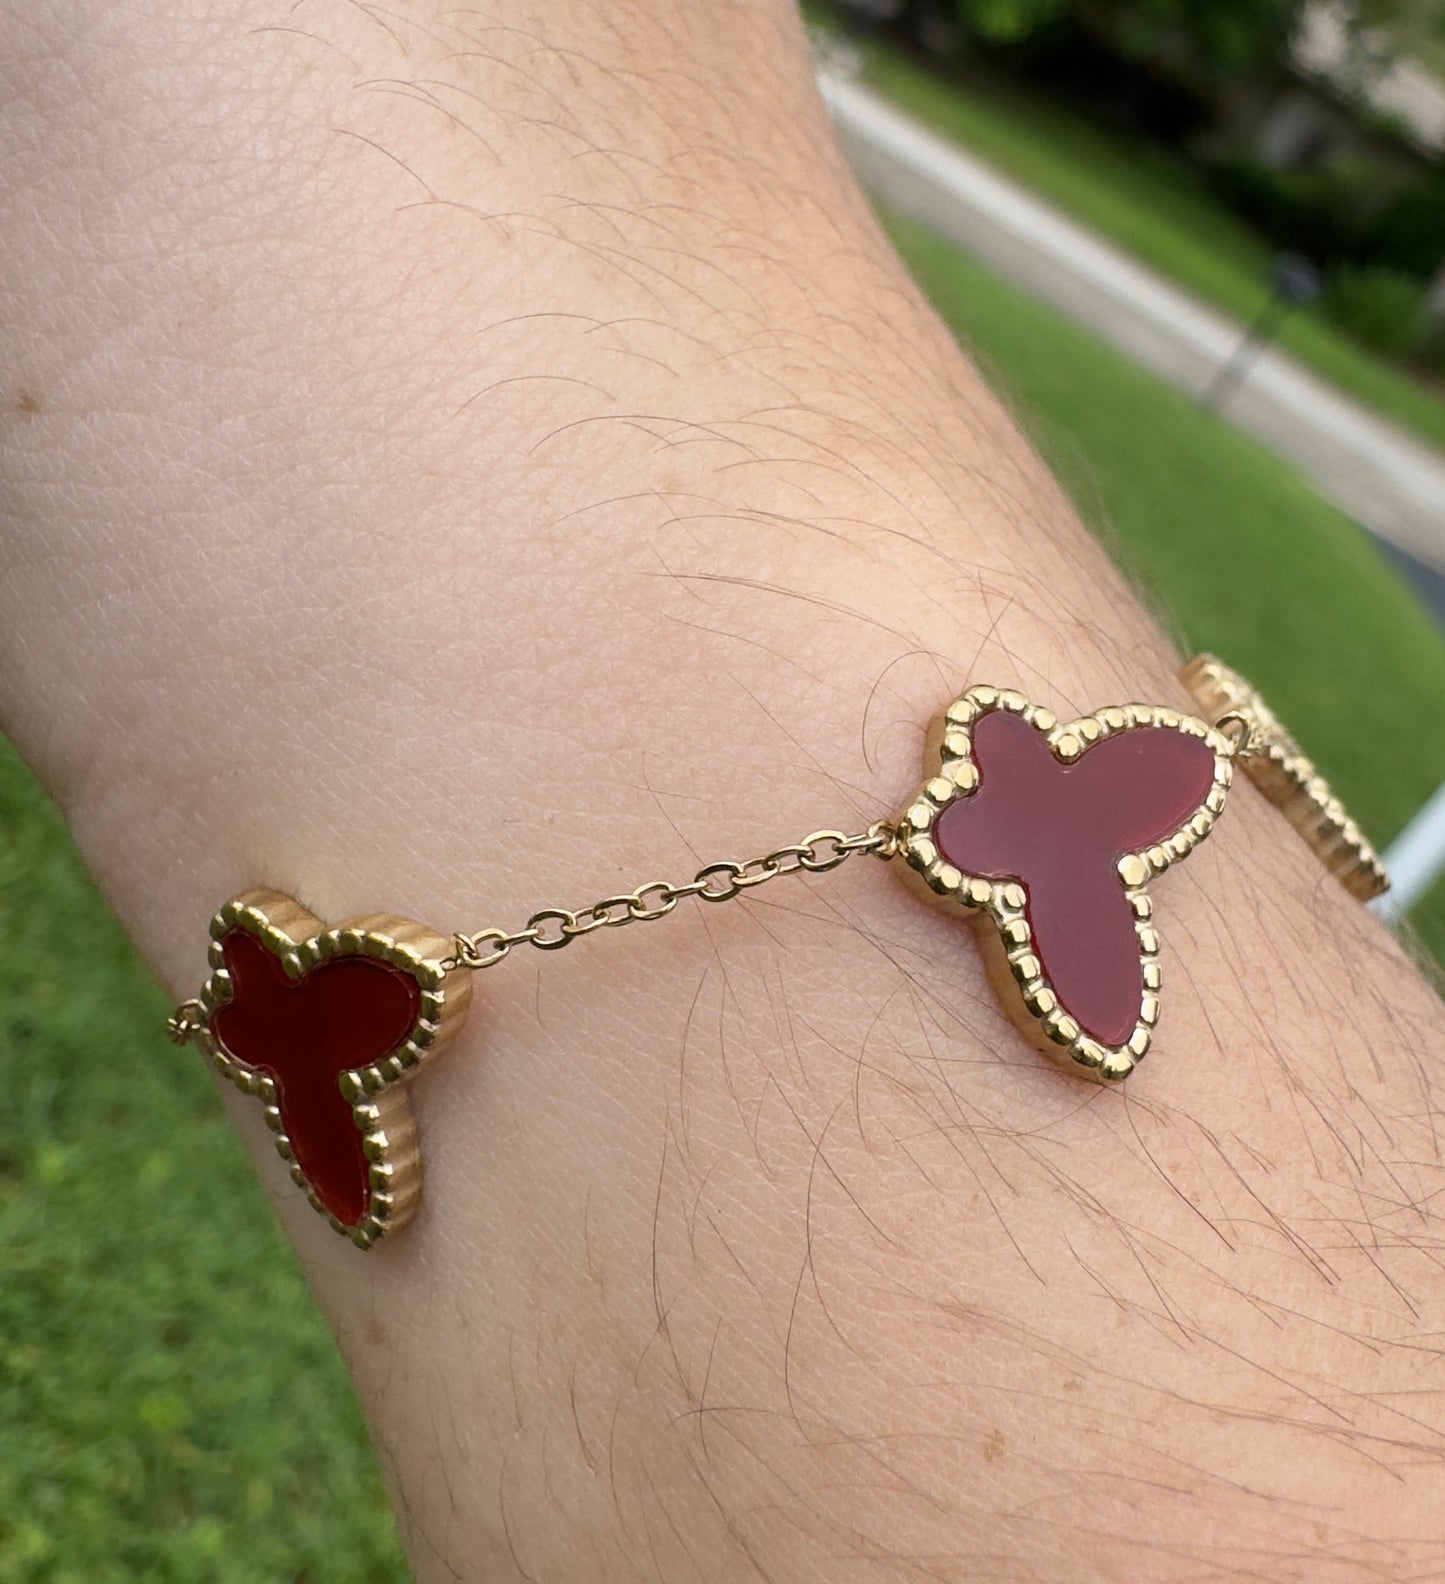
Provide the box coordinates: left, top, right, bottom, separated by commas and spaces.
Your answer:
165, 821, 900, 1039
1212, 709, 1261, 757
444, 820, 900, 972
166, 999, 208, 1046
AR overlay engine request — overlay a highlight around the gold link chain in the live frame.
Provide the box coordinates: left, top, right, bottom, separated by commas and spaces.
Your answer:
166, 999, 209, 1046
443, 820, 899, 973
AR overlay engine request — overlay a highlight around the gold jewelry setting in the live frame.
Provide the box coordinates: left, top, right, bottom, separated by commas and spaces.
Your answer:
182, 890, 470, 1247
166, 657, 1387, 1245
894, 686, 1233, 1082
1181, 654, 1389, 901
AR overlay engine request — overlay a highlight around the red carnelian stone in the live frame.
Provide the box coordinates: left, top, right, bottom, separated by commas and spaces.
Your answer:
934, 709, 1216, 1047
211, 930, 422, 1228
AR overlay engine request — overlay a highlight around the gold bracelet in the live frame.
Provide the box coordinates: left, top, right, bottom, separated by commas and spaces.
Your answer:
167, 654, 1387, 1249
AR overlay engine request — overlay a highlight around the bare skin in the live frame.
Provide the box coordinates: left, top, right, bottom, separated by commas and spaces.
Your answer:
3, 3, 1444, 1579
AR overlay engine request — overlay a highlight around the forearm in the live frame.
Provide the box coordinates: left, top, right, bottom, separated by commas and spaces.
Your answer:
0, 0, 1170, 973
4, 4, 1443, 1580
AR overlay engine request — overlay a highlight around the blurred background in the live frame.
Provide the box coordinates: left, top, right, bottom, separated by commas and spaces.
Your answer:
4, 2, 1445, 1578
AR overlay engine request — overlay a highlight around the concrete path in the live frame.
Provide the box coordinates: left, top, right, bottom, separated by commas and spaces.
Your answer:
820, 71, 1445, 579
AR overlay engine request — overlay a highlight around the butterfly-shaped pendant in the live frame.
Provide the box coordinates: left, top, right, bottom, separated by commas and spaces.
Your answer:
896, 686, 1234, 1081
191, 891, 471, 1246
1182, 654, 1388, 901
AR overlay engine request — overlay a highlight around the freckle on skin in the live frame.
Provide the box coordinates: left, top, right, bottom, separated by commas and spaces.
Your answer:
983, 1429, 1006, 1463
16, 390, 40, 415
365, 1315, 387, 1347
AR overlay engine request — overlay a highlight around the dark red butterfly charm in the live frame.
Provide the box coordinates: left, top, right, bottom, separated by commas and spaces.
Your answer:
898, 687, 1231, 1080
195, 890, 470, 1245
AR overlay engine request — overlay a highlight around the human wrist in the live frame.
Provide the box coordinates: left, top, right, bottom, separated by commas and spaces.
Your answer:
7, 5, 1445, 1579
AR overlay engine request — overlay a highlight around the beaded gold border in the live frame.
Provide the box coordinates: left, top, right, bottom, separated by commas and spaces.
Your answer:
192, 888, 472, 1248
1181, 654, 1389, 902
895, 686, 1233, 1082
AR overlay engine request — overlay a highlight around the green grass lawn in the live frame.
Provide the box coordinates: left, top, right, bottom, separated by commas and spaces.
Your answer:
812, 8, 1445, 454
2, 216, 1443, 1582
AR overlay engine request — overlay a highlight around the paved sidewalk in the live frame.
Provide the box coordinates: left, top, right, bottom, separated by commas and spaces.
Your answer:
821, 71, 1445, 579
